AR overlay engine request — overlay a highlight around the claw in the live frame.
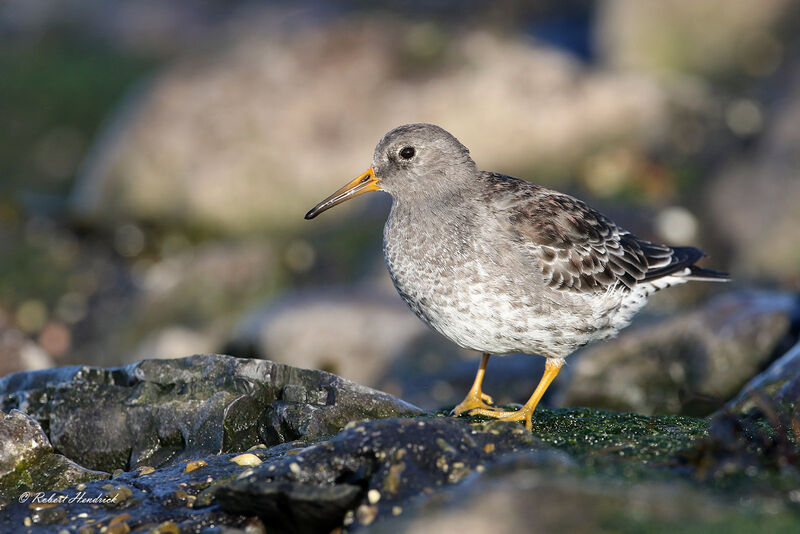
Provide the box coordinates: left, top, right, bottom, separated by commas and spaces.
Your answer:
451, 353, 495, 417
468, 359, 564, 432
451, 394, 497, 416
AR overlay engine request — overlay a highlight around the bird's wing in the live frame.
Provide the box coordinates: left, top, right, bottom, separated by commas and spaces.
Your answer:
485, 174, 702, 293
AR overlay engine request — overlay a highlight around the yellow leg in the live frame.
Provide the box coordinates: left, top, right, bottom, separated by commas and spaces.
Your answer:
470, 358, 564, 430
451, 353, 498, 416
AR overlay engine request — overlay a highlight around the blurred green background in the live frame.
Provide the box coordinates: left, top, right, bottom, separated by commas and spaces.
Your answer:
1, 0, 799, 409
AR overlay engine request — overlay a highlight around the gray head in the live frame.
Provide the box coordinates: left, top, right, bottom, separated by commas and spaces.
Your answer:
305, 123, 477, 219
372, 123, 477, 197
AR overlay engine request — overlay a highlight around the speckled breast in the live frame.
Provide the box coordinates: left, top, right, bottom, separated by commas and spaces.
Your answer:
383, 202, 587, 357
381, 200, 631, 357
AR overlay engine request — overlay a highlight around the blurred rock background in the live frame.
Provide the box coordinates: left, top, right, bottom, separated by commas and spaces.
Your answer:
2, 0, 799, 414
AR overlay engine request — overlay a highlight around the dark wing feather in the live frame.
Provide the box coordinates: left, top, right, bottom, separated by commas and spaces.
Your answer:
484, 173, 713, 293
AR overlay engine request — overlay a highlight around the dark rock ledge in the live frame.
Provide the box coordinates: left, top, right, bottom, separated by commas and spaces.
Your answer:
0, 353, 798, 533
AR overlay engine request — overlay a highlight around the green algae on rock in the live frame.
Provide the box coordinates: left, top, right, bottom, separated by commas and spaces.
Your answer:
524, 407, 708, 461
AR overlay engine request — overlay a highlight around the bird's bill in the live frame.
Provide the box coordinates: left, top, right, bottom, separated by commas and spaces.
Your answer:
304, 167, 381, 220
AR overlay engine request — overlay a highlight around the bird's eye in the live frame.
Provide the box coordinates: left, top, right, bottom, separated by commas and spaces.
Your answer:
399, 146, 416, 160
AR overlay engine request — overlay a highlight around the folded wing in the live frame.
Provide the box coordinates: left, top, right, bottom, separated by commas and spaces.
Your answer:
486, 173, 727, 293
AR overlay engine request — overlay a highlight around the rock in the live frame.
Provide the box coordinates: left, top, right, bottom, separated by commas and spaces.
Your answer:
557, 291, 800, 415
0, 313, 55, 377
217, 409, 710, 532
727, 339, 800, 414
0, 406, 714, 532
111, 238, 276, 365
0, 445, 257, 531
0, 354, 421, 473
682, 339, 800, 482
129, 325, 219, 362
233, 289, 430, 386
709, 58, 800, 286
213, 407, 718, 532
69, 15, 669, 234
370, 458, 797, 534
0, 410, 107, 504
216, 417, 540, 533
0, 351, 792, 534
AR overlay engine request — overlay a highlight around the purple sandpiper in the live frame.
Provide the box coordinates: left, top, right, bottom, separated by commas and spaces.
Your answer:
305, 123, 729, 430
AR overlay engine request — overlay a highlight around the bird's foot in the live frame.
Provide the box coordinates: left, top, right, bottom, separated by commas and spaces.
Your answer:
469, 407, 534, 431
451, 391, 498, 416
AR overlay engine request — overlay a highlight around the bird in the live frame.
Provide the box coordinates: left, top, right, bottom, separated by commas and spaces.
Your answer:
304, 123, 729, 430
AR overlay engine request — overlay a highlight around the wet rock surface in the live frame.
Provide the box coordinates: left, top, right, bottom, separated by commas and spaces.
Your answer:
0, 354, 421, 473
217, 417, 538, 533
0, 352, 799, 532
729, 338, 800, 414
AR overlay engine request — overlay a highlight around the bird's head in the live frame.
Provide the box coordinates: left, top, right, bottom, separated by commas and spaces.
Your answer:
304, 123, 476, 220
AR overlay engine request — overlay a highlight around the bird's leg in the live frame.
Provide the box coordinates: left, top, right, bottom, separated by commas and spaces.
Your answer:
451, 353, 498, 416
470, 358, 564, 430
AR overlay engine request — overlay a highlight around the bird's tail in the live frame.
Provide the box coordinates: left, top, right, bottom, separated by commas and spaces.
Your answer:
685, 264, 730, 282
642, 245, 730, 282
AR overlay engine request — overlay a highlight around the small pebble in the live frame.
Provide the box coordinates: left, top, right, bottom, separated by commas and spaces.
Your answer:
367, 489, 381, 504
106, 522, 130, 534
184, 460, 208, 473
231, 453, 262, 466
356, 504, 378, 526
436, 456, 449, 472
148, 521, 180, 534
106, 486, 133, 504
342, 511, 355, 526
